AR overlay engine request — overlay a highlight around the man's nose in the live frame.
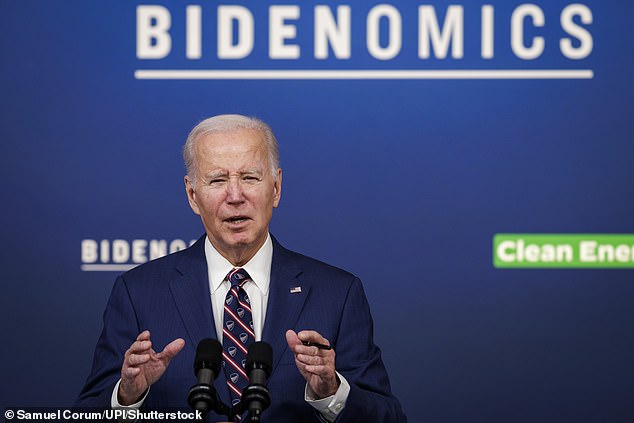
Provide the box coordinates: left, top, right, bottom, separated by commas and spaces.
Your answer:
225, 178, 245, 203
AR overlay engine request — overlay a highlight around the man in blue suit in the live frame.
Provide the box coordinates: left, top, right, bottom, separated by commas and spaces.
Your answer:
76, 115, 406, 422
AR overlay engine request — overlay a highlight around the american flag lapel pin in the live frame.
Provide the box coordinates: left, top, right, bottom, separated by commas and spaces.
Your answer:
290, 286, 302, 294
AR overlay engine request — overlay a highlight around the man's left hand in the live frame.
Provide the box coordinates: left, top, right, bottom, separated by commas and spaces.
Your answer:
285, 329, 340, 399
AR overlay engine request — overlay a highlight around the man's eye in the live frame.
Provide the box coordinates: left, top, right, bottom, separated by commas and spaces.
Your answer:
244, 176, 259, 182
208, 179, 225, 185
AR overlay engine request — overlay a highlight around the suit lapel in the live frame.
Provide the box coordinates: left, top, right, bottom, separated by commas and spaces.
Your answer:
169, 237, 217, 345
169, 236, 233, 407
262, 239, 310, 373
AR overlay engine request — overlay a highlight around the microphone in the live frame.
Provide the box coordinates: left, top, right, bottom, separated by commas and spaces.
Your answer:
240, 342, 273, 422
187, 339, 223, 414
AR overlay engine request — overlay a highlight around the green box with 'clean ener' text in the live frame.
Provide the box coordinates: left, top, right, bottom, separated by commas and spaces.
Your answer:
493, 234, 634, 268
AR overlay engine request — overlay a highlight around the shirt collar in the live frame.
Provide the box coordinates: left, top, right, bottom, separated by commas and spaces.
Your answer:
204, 234, 272, 296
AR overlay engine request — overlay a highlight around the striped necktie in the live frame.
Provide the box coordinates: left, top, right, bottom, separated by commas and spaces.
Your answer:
222, 268, 256, 413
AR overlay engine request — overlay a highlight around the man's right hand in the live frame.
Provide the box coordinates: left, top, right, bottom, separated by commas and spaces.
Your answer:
118, 330, 185, 405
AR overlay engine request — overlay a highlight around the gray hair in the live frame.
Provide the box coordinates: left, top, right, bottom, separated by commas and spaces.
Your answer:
183, 114, 280, 184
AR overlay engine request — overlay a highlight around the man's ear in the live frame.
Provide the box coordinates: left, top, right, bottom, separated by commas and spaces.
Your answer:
184, 176, 201, 215
273, 168, 282, 208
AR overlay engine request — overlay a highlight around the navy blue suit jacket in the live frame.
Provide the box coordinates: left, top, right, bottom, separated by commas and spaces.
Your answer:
76, 236, 406, 422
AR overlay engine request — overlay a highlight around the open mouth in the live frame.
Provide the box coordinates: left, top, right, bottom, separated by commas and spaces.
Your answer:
225, 216, 249, 224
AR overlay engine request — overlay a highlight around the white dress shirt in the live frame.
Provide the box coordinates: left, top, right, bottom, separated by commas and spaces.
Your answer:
206, 234, 271, 344
112, 233, 349, 421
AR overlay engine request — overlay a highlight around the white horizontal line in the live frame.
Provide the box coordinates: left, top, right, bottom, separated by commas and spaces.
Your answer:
81, 264, 139, 272
134, 69, 594, 80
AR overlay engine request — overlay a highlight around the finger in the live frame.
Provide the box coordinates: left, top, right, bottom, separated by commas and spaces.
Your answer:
127, 353, 150, 366
293, 344, 327, 356
295, 353, 322, 366
294, 364, 308, 378
294, 358, 311, 374
285, 330, 302, 351
296, 348, 335, 368
136, 330, 151, 341
126, 340, 153, 355
125, 331, 152, 356
123, 366, 141, 379
294, 359, 333, 378
297, 330, 330, 347
156, 338, 185, 361
303, 364, 333, 375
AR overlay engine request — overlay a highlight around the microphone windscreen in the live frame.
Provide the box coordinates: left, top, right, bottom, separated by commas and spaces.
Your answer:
194, 338, 222, 375
246, 342, 273, 376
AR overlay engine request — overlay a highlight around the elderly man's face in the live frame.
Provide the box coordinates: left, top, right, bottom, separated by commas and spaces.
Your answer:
185, 128, 282, 265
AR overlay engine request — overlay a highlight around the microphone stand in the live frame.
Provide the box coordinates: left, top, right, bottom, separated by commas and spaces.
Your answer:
187, 382, 232, 421
231, 383, 271, 422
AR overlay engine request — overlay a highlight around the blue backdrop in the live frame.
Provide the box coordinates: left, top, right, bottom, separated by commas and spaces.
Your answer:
1, 1, 633, 421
